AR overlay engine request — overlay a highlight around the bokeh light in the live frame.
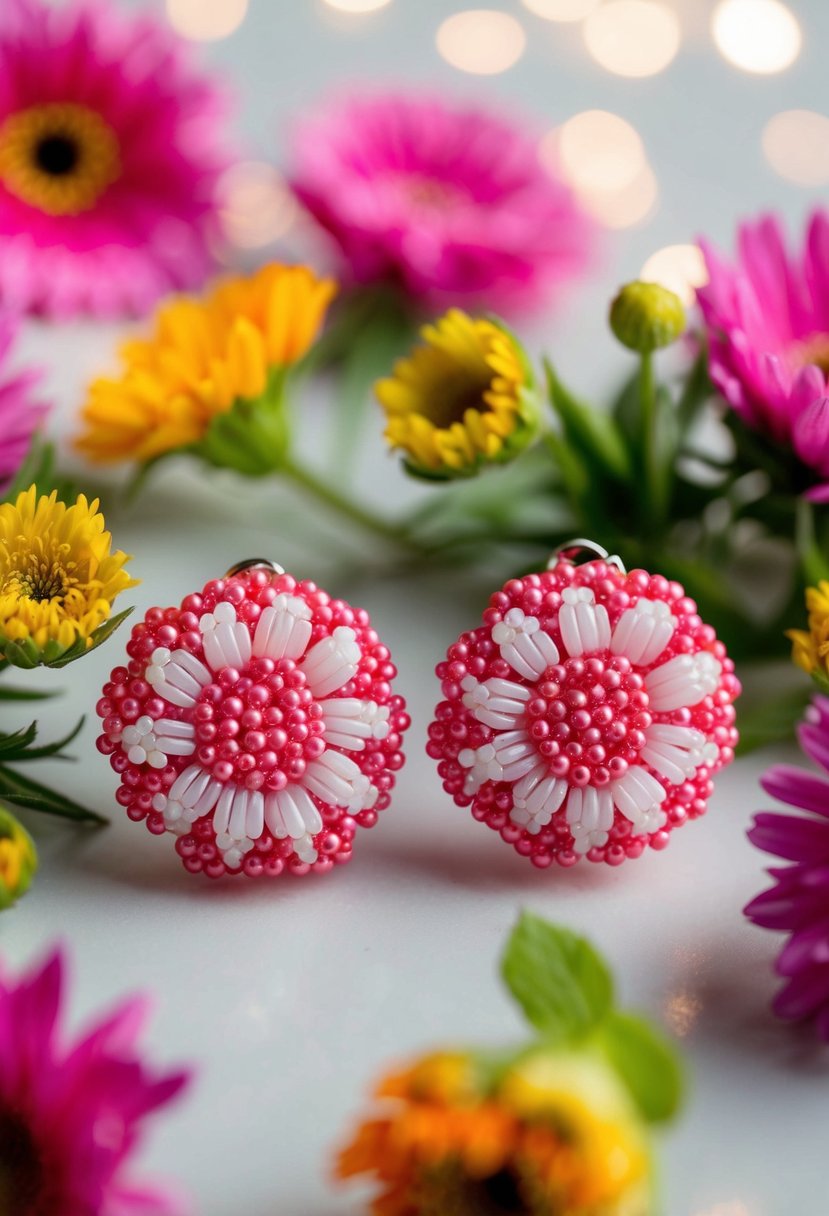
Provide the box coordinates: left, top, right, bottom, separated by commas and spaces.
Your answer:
322, 0, 393, 11
436, 10, 526, 74
583, 164, 658, 228
583, 1, 680, 77
640, 244, 708, 306
166, 0, 248, 41
763, 110, 829, 185
554, 110, 646, 193
521, 0, 599, 20
216, 162, 298, 250
712, 0, 801, 74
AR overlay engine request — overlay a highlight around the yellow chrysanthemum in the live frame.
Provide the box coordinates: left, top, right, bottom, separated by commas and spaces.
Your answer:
76, 263, 337, 467
377, 309, 539, 478
336, 1048, 651, 1216
788, 581, 829, 681
0, 486, 136, 663
0, 808, 37, 909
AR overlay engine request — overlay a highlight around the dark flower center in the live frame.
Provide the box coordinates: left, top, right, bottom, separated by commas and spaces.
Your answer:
34, 133, 80, 178
417, 1163, 533, 1216
0, 1111, 45, 1216
427, 371, 493, 429
16, 566, 67, 604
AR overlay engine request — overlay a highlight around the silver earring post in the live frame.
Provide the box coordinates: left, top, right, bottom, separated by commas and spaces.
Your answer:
549, 538, 626, 574
224, 558, 286, 579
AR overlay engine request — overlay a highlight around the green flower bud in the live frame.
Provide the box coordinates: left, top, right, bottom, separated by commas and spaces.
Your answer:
0, 807, 37, 909
198, 370, 291, 477
609, 281, 686, 354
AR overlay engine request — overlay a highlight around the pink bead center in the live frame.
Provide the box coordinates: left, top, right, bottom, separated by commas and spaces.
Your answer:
193, 656, 326, 792
525, 654, 652, 788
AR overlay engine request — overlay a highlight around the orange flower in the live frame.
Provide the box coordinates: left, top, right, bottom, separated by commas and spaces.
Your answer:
334, 1048, 651, 1216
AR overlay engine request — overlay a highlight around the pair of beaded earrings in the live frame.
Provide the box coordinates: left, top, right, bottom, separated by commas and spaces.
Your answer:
96, 545, 739, 880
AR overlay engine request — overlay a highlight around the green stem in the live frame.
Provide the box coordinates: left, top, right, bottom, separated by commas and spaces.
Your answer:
639, 352, 660, 528
796, 495, 829, 585
283, 458, 425, 554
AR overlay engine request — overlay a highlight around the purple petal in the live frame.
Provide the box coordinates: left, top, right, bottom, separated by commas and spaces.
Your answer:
777, 919, 829, 977
748, 811, 829, 861
793, 396, 829, 476
761, 764, 829, 815
773, 964, 829, 1021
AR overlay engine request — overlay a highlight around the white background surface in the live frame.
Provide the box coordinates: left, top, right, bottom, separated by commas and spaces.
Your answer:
5, 1, 829, 1212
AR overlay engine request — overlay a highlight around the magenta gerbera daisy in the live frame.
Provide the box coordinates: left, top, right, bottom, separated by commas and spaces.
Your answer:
698, 210, 829, 498
429, 557, 740, 869
745, 695, 829, 1038
0, 313, 46, 490
0, 0, 230, 318
97, 564, 409, 879
290, 91, 593, 317
0, 946, 189, 1214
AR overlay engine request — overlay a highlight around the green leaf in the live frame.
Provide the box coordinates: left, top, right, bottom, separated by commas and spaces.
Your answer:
0, 684, 57, 702
5, 716, 84, 762
0, 763, 106, 825
501, 913, 614, 1043
0, 722, 38, 757
600, 1010, 684, 1124
48, 608, 134, 668
544, 360, 632, 484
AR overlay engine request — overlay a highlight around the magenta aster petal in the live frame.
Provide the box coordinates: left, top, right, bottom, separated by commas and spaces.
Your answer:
0, 946, 190, 1214
290, 91, 594, 317
0, 312, 46, 490
746, 695, 829, 1039
0, 0, 232, 319
699, 210, 829, 489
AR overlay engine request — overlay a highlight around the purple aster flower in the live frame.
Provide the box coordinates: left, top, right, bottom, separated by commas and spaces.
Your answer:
745, 694, 829, 1038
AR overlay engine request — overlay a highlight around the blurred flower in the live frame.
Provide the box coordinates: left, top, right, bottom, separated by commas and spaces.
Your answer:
0, 946, 189, 1212
0, 314, 46, 492
745, 695, 829, 1039
77, 263, 336, 474
609, 280, 685, 354
788, 582, 829, 686
377, 309, 539, 478
0, 0, 231, 318
0, 485, 135, 667
291, 91, 593, 316
698, 211, 829, 498
336, 1045, 650, 1215
0, 806, 36, 908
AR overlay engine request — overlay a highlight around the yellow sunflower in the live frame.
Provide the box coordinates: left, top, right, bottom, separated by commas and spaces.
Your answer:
376, 309, 540, 478
0, 486, 136, 665
336, 1048, 651, 1216
789, 581, 829, 682
76, 263, 337, 469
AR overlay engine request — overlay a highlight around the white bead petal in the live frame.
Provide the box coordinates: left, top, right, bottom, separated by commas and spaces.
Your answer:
213, 785, 235, 836
181, 770, 212, 810
264, 793, 287, 838
245, 790, 265, 840
169, 764, 203, 803
253, 596, 313, 662
229, 789, 249, 840
559, 587, 611, 658
646, 652, 722, 711
300, 627, 361, 697
193, 779, 222, 816
319, 699, 389, 751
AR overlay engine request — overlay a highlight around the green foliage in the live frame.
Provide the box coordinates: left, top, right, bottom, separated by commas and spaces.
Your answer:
502, 912, 614, 1042
502, 912, 684, 1127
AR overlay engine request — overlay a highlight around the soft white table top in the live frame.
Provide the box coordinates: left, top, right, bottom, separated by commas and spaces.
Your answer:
6, 1, 829, 1212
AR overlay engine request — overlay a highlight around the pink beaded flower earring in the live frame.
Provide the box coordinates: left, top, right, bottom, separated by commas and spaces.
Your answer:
96, 561, 409, 879
428, 541, 740, 869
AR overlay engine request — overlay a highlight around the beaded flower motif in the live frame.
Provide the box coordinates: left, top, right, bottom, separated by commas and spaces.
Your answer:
97, 567, 408, 878
430, 559, 740, 868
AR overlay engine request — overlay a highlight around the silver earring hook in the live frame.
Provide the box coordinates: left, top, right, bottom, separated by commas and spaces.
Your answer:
224, 558, 286, 579
548, 538, 626, 574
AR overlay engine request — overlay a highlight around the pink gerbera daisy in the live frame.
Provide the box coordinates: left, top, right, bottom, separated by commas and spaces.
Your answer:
97, 564, 409, 879
0, 0, 230, 318
0, 946, 189, 1213
698, 210, 829, 499
429, 557, 740, 869
745, 695, 829, 1039
0, 313, 46, 490
290, 91, 594, 317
